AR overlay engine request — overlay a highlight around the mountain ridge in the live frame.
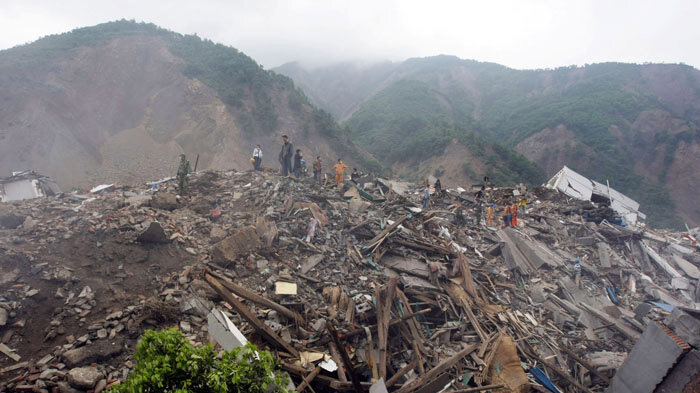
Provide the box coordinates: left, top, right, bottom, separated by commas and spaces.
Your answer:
276, 57, 700, 228
0, 20, 378, 191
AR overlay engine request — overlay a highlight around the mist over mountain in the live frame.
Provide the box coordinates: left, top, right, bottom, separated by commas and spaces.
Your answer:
276, 57, 700, 228
0, 20, 373, 191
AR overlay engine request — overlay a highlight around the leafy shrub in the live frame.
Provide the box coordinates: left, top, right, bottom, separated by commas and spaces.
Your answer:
110, 329, 290, 393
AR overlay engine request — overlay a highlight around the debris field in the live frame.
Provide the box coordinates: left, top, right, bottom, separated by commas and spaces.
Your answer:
0, 168, 699, 393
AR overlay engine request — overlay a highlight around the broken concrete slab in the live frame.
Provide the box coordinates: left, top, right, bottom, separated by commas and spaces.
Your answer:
671, 255, 700, 279
150, 192, 178, 211
381, 256, 430, 278
301, 254, 325, 274
664, 308, 700, 348
211, 226, 262, 266
653, 349, 700, 393
61, 339, 124, 367
136, 221, 169, 244
67, 366, 103, 390
207, 308, 247, 351
607, 323, 689, 393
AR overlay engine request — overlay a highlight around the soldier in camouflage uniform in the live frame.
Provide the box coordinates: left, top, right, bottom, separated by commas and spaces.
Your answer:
177, 154, 191, 196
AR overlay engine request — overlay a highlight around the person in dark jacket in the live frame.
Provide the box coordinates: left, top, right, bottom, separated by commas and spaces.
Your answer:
278, 135, 293, 176
293, 149, 303, 178
350, 168, 360, 183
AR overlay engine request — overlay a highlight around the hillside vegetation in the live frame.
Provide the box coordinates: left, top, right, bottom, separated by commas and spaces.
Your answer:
0, 20, 379, 189
278, 57, 700, 228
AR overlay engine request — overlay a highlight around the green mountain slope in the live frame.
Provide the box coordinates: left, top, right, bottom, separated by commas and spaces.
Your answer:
0, 20, 377, 188
278, 56, 700, 228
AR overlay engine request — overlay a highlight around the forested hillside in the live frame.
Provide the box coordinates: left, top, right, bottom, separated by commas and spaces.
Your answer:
0, 20, 377, 190
277, 57, 700, 228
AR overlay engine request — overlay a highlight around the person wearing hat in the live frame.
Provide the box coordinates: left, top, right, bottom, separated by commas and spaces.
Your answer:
487, 203, 495, 226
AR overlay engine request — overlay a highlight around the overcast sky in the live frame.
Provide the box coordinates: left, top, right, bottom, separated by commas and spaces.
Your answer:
1, 0, 698, 70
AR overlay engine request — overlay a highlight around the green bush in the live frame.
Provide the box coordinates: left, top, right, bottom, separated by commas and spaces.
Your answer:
110, 329, 290, 393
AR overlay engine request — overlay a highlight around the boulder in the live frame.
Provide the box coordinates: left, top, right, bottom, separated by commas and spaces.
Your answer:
211, 227, 262, 266
255, 217, 278, 247
150, 192, 178, 211
57, 382, 83, 393
348, 199, 371, 214
137, 221, 169, 244
67, 366, 103, 389
62, 339, 124, 367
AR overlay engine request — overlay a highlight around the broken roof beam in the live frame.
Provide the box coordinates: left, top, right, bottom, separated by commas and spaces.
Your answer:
204, 273, 300, 357
640, 241, 683, 279
393, 344, 478, 393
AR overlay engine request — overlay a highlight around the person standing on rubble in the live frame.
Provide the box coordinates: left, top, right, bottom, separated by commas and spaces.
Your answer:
483, 176, 490, 189
350, 168, 360, 184
518, 197, 527, 215
293, 149, 303, 178
422, 182, 431, 210
503, 202, 512, 228
487, 203, 495, 226
474, 187, 484, 225
511, 201, 519, 227
252, 144, 263, 171
332, 159, 348, 189
313, 156, 323, 184
278, 135, 293, 176
176, 154, 191, 196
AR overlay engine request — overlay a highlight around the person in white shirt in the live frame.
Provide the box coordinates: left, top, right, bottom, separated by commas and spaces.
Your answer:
253, 144, 263, 171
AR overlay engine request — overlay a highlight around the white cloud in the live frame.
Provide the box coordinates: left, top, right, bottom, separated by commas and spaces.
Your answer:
0, 0, 697, 69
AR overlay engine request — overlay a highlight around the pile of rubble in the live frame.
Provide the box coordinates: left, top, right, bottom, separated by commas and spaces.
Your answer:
0, 168, 698, 393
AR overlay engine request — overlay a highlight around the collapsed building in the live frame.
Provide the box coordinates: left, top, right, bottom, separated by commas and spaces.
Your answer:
0, 171, 61, 203
546, 166, 645, 226
0, 168, 698, 393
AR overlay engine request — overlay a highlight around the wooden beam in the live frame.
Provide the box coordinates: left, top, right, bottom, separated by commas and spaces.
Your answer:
296, 366, 321, 392
366, 215, 408, 248
208, 270, 305, 325
205, 273, 299, 357
394, 344, 477, 393
450, 384, 505, 392
327, 321, 364, 393
386, 358, 417, 388
559, 345, 611, 384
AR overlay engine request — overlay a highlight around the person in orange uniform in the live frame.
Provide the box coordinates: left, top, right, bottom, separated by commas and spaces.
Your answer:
511, 202, 518, 227
331, 159, 348, 188
487, 203, 495, 226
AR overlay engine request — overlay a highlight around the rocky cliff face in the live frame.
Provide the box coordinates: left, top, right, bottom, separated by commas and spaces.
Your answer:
0, 21, 367, 191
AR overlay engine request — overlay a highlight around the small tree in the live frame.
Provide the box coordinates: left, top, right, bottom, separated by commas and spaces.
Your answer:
110, 329, 290, 393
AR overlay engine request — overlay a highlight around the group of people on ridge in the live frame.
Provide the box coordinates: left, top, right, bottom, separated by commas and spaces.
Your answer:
253, 134, 360, 189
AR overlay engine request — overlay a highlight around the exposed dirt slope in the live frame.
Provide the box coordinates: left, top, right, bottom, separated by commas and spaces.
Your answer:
0, 26, 366, 192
